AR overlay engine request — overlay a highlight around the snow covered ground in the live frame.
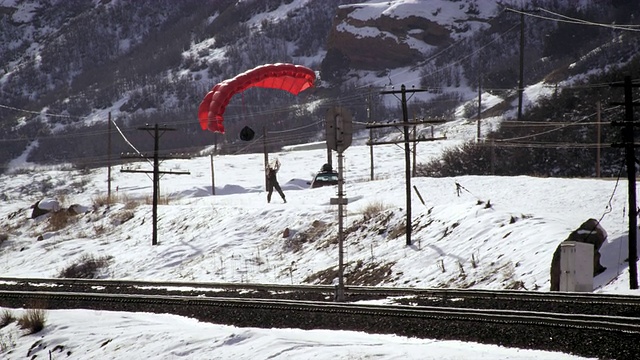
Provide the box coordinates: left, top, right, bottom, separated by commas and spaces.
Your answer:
0, 115, 637, 359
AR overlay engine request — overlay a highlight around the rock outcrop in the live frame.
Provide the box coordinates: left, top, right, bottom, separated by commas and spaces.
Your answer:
30, 199, 61, 219
323, 2, 494, 72
549, 218, 607, 291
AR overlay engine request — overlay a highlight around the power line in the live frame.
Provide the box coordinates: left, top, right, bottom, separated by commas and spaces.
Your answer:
506, 7, 640, 32
0, 103, 80, 119
495, 107, 619, 142
537, 7, 640, 31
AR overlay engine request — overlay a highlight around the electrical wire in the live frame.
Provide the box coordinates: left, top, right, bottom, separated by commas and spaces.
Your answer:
537, 7, 640, 30
494, 106, 619, 143
506, 7, 640, 32
0, 103, 79, 119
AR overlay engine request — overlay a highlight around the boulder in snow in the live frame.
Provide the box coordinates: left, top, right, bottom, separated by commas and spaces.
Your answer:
549, 218, 607, 291
31, 198, 61, 219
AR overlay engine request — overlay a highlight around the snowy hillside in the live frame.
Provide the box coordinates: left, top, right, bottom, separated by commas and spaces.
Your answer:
0, 117, 637, 294
0, 104, 638, 360
1, 2, 640, 359
2, 0, 638, 171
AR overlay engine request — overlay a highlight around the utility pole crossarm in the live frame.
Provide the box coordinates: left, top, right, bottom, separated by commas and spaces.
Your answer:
137, 125, 177, 131
365, 119, 449, 129
120, 169, 190, 175
366, 136, 447, 146
121, 153, 192, 160
380, 88, 430, 95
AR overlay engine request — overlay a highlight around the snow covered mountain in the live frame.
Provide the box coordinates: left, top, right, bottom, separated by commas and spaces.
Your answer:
1, 3, 640, 356
1, 0, 638, 172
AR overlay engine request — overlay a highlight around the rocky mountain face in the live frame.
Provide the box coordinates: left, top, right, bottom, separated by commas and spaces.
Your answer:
327, 9, 449, 70
0, 0, 638, 175
325, 1, 490, 71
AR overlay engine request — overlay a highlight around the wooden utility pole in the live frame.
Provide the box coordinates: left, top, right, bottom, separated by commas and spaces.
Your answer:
263, 127, 269, 188
368, 87, 374, 181
477, 76, 482, 141
210, 154, 216, 195
370, 85, 447, 246
611, 76, 639, 290
596, 101, 601, 178
518, 11, 525, 121
107, 112, 112, 205
121, 124, 190, 246
506, 7, 539, 121
412, 124, 417, 177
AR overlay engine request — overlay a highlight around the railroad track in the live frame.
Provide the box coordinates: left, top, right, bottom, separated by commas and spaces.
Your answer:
1, 277, 639, 359
1, 277, 639, 317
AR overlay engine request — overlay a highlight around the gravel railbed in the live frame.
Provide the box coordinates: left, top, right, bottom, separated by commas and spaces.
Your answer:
1, 284, 638, 359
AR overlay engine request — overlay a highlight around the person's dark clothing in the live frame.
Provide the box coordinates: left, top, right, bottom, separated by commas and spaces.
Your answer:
267, 167, 286, 203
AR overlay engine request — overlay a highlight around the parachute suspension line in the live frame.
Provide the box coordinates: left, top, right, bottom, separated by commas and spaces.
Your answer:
232, 134, 264, 155
267, 120, 323, 134
242, 91, 246, 121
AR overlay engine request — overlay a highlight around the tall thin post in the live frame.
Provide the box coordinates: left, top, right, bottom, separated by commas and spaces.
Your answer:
263, 127, 269, 189
596, 101, 601, 178
490, 139, 495, 175
412, 124, 417, 177
369, 128, 374, 180
107, 112, 112, 205
612, 77, 639, 289
336, 150, 345, 302
518, 12, 525, 121
622, 77, 638, 289
368, 88, 374, 181
401, 85, 412, 246
477, 77, 482, 141
152, 124, 160, 246
210, 154, 216, 195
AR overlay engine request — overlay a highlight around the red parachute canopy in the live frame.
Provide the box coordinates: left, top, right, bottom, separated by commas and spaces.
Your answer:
197, 63, 316, 133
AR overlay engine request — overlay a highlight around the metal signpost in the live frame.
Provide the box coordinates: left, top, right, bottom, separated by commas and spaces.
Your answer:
325, 106, 352, 301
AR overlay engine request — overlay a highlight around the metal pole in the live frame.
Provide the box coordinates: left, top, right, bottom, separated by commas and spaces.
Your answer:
336, 150, 345, 301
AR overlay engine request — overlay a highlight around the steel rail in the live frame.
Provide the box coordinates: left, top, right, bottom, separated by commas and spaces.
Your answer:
1, 276, 639, 306
0, 290, 639, 334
